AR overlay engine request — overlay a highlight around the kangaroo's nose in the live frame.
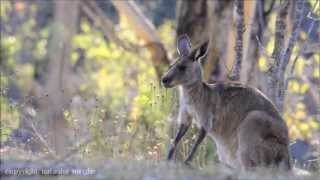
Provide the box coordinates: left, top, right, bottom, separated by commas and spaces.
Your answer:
161, 77, 170, 84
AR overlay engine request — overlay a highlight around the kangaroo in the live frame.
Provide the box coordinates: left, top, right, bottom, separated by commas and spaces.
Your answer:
162, 34, 291, 171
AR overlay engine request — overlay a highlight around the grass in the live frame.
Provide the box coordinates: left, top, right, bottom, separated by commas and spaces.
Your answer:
1, 147, 320, 180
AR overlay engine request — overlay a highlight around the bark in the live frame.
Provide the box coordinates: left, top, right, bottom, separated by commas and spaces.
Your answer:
205, 0, 233, 82
176, 0, 208, 45
223, 15, 237, 80
231, 0, 245, 81
111, 0, 170, 80
37, 1, 79, 155
240, 0, 258, 83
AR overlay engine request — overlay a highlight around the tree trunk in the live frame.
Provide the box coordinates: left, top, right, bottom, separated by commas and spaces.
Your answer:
240, 0, 259, 83
38, 0, 79, 155
176, 0, 208, 45
205, 0, 233, 82
231, 0, 244, 81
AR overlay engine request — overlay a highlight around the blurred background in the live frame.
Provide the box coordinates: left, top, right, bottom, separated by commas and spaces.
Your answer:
0, 0, 319, 177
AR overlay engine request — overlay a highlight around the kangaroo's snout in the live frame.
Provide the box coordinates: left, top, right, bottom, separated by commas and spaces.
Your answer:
161, 76, 173, 88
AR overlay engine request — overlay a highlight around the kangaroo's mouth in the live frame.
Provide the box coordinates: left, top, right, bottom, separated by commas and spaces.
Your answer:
162, 82, 174, 88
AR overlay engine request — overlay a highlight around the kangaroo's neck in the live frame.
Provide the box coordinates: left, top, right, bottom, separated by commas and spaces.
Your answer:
181, 80, 205, 105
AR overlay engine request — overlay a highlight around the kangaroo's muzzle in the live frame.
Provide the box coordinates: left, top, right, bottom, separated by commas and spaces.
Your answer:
161, 76, 173, 88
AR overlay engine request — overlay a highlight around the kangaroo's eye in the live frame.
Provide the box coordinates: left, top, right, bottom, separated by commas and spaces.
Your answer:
178, 65, 186, 72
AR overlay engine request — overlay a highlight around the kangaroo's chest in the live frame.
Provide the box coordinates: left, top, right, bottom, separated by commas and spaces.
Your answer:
186, 104, 214, 132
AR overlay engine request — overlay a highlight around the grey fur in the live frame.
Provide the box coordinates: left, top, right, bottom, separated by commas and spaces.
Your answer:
162, 35, 291, 171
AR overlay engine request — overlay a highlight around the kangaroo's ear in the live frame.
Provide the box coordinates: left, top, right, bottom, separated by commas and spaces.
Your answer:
177, 34, 192, 57
195, 41, 209, 61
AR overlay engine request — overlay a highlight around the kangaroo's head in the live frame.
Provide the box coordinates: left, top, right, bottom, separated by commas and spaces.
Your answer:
161, 34, 208, 88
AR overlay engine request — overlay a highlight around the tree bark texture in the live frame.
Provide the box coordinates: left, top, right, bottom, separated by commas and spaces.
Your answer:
37, 0, 79, 155
231, 0, 244, 81
205, 0, 233, 82
240, 0, 259, 83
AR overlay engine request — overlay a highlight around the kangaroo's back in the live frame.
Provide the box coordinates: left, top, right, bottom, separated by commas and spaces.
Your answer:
206, 82, 291, 171
208, 82, 283, 125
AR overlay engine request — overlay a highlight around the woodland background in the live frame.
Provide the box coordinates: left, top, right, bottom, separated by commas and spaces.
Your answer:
0, 0, 319, 179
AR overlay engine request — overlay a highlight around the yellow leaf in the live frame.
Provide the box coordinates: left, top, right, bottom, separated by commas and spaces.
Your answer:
300, 31, 307, 40
295, 110, 306, 119
309, 119, 319, 129
294, 58, 305, 75
313, 67, 320, 78
296, 102, 305, 110
258, 56, 268, 72
298, 123, 309, 132
300, 83, 310, 94
130, 106, 141, 121
286, 116, 293, 125
315, 54, 320, 64
288, 80, 300, 93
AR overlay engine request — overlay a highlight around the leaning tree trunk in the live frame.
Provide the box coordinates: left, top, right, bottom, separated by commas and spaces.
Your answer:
37, 0, 79, 155
111, 0, 170, 81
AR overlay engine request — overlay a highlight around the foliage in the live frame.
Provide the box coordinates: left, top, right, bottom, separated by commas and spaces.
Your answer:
68, 16, 178, 160
0, 76, 20, 143
0, 0, 319, 175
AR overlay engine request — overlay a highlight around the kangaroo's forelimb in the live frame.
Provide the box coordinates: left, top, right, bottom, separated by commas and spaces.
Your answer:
167, 123, 190, 160
184, 127, 206, 164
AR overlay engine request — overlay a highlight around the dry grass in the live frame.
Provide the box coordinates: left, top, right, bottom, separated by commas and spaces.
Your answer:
1, 147, 319, 180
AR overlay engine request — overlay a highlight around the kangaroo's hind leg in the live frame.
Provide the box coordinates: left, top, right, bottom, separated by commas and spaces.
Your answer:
237, 111, 291, 171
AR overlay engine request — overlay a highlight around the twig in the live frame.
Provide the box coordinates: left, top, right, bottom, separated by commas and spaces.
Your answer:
277, 0, 305, 111
278, 0, 305, 75
284, 54, 300, 94
255, 35, 272, 59
28, 117, 57, 158
268, 0, 289, 109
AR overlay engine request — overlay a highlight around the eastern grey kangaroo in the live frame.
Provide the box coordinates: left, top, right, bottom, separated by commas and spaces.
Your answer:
161, 34, 291, 171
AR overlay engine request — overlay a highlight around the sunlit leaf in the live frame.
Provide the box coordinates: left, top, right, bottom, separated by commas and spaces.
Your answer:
258, 56, 268, 71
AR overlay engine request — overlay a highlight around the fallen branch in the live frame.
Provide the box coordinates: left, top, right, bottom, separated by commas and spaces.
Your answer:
28, 118, 56, 158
